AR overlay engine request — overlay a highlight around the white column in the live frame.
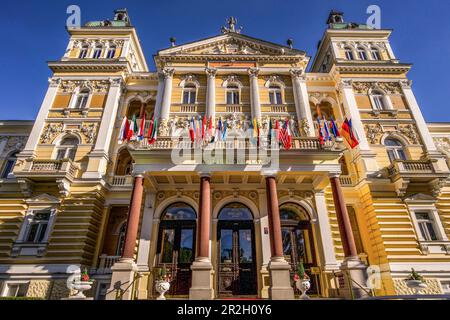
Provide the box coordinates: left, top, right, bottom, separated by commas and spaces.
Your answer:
290, 69, 315, 136
205, 68, 217, 121
339, 80, 370, 151
153, 72, 165, 120
257, 189, 271, 266
400, 80, 437, 153
314, 191, 339, 271
93, 78, 123, 153
136, 192, 156, 271
159, 68, 175, 121
249, 68, 262, 120
21, 78, 61, 158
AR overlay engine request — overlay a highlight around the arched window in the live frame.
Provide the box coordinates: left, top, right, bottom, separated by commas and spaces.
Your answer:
182, 83, 197, 104
226, 85, 240, 105
371, 48, 381, 60
384, 137, 407, 162
1, 152, 17, 179
79, 45, 89, 59
370, 90, 387, 110
344, 47, 354, 60
115, 149, 133, 176
73, 89, 90, 109
92, 45, 103, 59
218, 203, 253, 221
55, 136, 79, 161
269, 85, 283, 105
357, 46, 368, 60
106, 45, 116, 59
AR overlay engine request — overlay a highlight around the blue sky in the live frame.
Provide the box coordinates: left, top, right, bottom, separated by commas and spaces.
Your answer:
1, 0, 449, 122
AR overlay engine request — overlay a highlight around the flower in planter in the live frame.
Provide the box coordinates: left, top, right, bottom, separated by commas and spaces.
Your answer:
80, 268, 93, 282
293, 260, 310, 282
406, 268, 424, 282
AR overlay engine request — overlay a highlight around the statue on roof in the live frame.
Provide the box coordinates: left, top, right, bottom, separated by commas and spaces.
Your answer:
221, 17, 242, 34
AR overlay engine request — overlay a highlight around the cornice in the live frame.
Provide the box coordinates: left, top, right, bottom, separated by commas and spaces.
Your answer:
335, 63, 411, 74
48, 60, 129, 73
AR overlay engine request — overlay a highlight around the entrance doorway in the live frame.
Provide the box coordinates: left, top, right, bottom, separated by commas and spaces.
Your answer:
156, 203, 196, 296
217, 203, 257, 297
280, 203, 320, 296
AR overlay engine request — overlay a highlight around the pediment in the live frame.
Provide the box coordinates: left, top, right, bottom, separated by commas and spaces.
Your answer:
404, 193, 436, 203
25, 193, 61, 205
158, 33, 305, 57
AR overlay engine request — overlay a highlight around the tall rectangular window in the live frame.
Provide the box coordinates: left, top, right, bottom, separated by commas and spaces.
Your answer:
25, 210, 51, 243
415, 212, 438, 241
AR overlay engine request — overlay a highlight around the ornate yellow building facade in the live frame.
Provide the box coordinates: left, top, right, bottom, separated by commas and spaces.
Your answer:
0, 9, 450, 300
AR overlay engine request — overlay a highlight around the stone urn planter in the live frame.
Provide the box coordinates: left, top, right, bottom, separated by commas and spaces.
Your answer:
406, 280, 428, 295
155, 280, 171, 300
295, 278, 311, 300
72, 281, 94, 299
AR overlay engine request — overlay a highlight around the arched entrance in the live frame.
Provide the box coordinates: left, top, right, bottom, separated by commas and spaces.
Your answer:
217, 203, 257, 297
156, 202, 197, 296
280, 203, 320, 296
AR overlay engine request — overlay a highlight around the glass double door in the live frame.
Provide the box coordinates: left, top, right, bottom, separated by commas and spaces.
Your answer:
218, 222, 257, 297
157, 222, 196, 296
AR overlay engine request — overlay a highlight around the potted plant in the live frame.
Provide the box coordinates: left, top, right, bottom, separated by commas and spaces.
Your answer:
293, 261, 311, 300
405, 268, 428, 294
71, 268, 94, 299
153, 266, 172, 300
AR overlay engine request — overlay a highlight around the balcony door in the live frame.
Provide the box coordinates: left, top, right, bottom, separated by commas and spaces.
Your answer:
217, 203, 257, 297
156, 203, 197, 297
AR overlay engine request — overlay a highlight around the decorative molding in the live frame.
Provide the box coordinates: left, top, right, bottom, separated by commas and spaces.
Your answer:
205, 68, 218, 78
352, 81, 402, 95
162, 68, 175, 79
59, 80, 110, 94
248, 68, 260, 78
40, 124, 64, 144
80, 123, 98, 144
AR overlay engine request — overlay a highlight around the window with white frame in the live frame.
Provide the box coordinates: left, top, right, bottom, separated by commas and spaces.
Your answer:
344, 47, 354, 60
371, 48, 382, 60
1, 282, 29, 297
384, 137, 407, 162
1, 152, 17, 179
79, 45, 89, 59
415, 212, 438, 241
73, 89, 90, 109
370, 90, 387, 110
226, 85, 240, 104
357, 47, 368, 60
269, 85, 283, 105
106, 45, 116, 59
24, 210, 51, 243
182, 83, 197, 104
92, 45, 103, 59
55, 136, 79, 161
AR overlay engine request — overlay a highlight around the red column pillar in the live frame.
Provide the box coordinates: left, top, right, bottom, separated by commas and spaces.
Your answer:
197, 174, 211, 259
265, 176, 284, 259
329, 175, 358, 258
122, 175, 145, 260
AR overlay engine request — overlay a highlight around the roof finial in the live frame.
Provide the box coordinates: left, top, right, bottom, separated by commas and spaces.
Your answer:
221, 17, 242, 34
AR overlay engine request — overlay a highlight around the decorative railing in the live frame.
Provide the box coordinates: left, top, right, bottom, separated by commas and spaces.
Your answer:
180, 105, 197, 113
226, 105, 242, 113
108, 175, 134, 187
97, 255, 121, 274
388, 160, 435, 176
270, 105, 288, 113
23, 159, 79, 178
339, 175, 354, 186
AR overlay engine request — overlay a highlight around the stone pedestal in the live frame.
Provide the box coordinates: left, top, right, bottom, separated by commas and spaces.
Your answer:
268, 258, 294, 300
106, 259, 138, 300
189, 258, 214, 300
340, 257, 369, 299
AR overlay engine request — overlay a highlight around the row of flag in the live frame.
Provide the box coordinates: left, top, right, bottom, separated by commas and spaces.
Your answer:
118, 115, 359, 150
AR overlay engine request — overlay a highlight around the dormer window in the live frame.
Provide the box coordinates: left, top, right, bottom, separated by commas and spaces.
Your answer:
344, 47, 354, 60
93, 45, 103, 59
269, 85, 283, 104
182, 84, 197, 104
357, 47, 368, 60
371, 48, 381, 60
73, 89, 90, 110
226, 85, 240, 105
79, 45, 89, 59
106, 45, 116, 59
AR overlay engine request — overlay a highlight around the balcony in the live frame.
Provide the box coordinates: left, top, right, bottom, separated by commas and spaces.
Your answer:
339, 175, 355, 187
107, 175, 134, 188
96, 255, 121, 274
15, 159, 80, 182
388, 160, 441, 178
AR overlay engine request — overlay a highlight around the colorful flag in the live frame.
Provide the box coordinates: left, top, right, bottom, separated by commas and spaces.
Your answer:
138, 112, 146, 141
215, 118, 223, 142
267, 119, 273, 147
317, 118, 325, 146
341, 118, 359, 149
280, 119, 292, 150
127, 115, 138, 141
222, 120, 228, 140
323, 116, 332, 141
274, 120, 280, 143
330, 116, 340, 138
189, 117, 195, 143
118, 117, 128, 144
207, 116, 214, 143
202, 115, 206, 140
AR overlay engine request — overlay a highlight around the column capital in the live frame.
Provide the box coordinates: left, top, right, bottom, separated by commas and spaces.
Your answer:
339, 79, 353, 90
261, 170, 279, 178
162, 68, 175, 79
329, 172, 341, 179
48, 77, 62, 88
399, 79, 413, 89
205, 67, 217, 78
248, 68, 260, 78
109, 77, 123, 88
289, 68, 306, 80
198, 172, 212, 179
